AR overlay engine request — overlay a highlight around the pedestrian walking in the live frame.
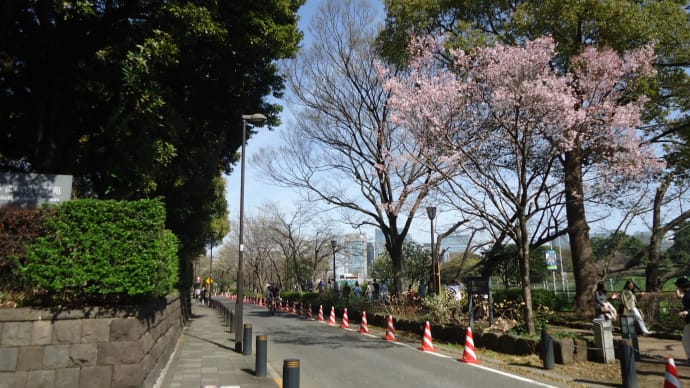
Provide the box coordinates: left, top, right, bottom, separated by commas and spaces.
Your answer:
379, 282, 388, 304
353, 281, 362, 299
621, 280, 651, 335
200, 287, 207, 305
342, 282, 351, 299
366, 282, 374, 303
676, 276, 690, 361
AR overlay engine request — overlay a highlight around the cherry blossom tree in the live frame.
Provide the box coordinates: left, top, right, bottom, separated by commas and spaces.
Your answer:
384, 35, 660, 331
253, 0, 457, 295
380, 0, 688, 312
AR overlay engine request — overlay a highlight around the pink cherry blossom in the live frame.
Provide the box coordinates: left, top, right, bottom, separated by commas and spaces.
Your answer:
381, 35, 662, 184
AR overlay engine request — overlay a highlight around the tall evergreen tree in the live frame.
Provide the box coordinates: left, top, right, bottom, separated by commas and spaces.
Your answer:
0, 1, 304, 269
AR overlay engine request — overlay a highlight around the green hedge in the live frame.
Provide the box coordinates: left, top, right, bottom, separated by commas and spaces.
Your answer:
19, 198, 178, 301
493, 288, 571, 311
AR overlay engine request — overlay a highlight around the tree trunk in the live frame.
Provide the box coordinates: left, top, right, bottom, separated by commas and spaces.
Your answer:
646, 176, 669, 292
389, 235, 405, 297
519, 221, 536, 335
564, 150, 598, 312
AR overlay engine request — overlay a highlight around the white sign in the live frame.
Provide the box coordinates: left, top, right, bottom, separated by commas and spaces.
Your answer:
0, 173, 72, 206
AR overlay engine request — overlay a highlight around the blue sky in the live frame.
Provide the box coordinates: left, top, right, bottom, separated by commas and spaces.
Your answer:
223, 0, 652, 248
224, 0, 388, 239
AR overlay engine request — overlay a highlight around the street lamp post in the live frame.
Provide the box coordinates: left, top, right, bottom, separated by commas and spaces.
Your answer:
235, 113, 266, 353
426, 206, 439, 295
330, 240, 338, 292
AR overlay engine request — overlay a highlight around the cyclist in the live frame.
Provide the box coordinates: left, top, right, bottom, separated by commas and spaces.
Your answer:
266, 284, 275, 314
272, 284, 282, 309
266, 284, 282, 314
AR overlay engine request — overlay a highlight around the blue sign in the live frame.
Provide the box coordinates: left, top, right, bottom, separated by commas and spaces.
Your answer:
545, 250, 558, 271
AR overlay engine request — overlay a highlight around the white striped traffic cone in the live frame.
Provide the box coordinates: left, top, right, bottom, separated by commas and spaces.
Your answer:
359, 311, 369, 334
664, 356, 680, 388
307, 304, 314, 319
328, 306, 337, 325
384, 315, 397, 341
418, 321, 437, 352
317, 305, 325, 321
459, 326, 481, 364
341, 308, 350, 329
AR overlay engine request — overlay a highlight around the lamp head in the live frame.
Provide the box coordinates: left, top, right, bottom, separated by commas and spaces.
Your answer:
241, 113, 267, 123
426, 206, 436, 220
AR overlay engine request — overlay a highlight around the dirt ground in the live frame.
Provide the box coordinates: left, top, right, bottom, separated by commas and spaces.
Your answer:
484, 351, 685, 387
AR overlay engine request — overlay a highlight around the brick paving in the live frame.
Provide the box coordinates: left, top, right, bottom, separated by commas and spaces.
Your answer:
154, 301, 279, 388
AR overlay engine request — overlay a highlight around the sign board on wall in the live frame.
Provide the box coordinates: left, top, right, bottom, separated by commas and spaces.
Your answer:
0, 173, 73, 207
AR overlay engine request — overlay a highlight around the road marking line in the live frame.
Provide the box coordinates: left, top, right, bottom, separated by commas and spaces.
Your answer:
467, 364, 559, 388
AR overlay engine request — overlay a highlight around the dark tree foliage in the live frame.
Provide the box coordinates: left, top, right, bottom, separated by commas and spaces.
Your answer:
0, 1, 304, 266
0, 207, 53, 289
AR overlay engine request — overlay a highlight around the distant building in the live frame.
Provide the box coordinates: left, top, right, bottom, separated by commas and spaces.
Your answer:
341, 233, 368, 280
374, 228, 387, 261
366, 242, 374, 275
439, 233, 470, 263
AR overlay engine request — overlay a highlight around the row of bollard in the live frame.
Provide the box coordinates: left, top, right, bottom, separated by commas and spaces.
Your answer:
541, 323, 638, 388
210, 297, 301, 388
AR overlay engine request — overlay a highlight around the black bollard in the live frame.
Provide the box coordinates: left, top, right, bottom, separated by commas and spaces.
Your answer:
619, 340, 637, 388
540, 328, 555, 370
256, 335, 267, 377
631, 335, 640, 362
243, 324, 252, 356
283, 359, 300, 388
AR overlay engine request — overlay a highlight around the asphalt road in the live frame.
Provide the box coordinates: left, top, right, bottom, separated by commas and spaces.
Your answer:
241, 304, 562, 388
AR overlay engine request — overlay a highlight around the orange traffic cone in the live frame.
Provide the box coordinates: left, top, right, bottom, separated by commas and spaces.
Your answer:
664, 356, 681, 388
298, 303, 304, 317
291, 302, 297, 314
307, 304, 314, 319
384, 315, 397, 341
459, 326, 481, 364
418, 321, 437, 352
317, 305, 325, 321
359, 311, 370, 334
328, 306, 337, 325
341, 308, 350, 329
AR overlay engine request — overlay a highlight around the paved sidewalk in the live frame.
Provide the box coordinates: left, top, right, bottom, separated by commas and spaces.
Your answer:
154, 301, 280, 388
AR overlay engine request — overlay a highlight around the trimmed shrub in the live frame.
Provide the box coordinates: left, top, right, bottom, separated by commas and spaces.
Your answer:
19, 198, 178, 303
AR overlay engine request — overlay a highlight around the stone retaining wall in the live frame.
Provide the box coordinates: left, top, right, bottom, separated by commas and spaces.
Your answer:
0, 294, 184, 388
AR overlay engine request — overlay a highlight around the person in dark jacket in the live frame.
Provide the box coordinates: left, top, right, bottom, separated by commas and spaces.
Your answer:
676, 276, 690, 360
594, 281, 617, 321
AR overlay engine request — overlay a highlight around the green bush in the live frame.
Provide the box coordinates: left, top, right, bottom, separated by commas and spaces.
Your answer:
493, 288, 570, 311
420, 292, 464, 324
19, 198, 178, 303
299, 291, 321, 306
